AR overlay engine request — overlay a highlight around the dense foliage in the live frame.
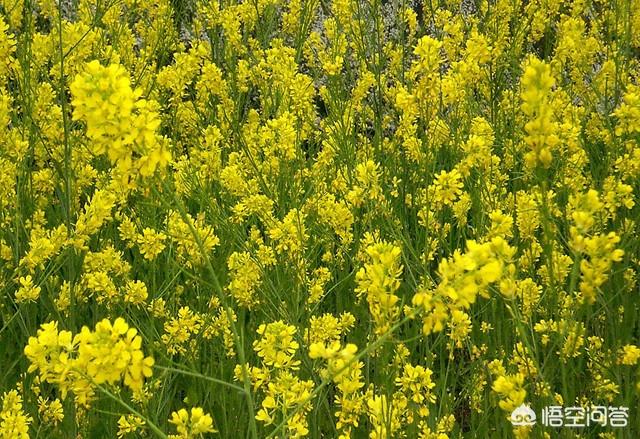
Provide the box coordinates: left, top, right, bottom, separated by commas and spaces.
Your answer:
0, 0, 639, 437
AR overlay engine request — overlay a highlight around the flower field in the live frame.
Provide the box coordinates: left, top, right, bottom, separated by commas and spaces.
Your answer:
0, 0, 639, 437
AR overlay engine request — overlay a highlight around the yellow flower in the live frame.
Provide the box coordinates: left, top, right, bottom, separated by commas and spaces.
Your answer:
74, 318, 155, 392
253, 321, 300, 370
137, 228, 167, 260
15, 275, 41, 303
613, 84, 640, 136
70, 60, 170, 177
70, 61, 139, 161
124, 280, 149, 305
117, 414, 145, 438
414, 237, 516, 335
520, 56, 558, 168
0, 390, 31, 439
37, 397, 64, 426
226, 251, 262, 309
25, 318, 154, 405
413, 35, 442, 73
619, 345, 640, 365
432, 169, 463, 207
169, 407, 216, 438
161, 306, 204, 356
395, 364, 436, 416
73, 189, 118, 250
492, 373, 526, 413
355, 238, 403, 336
0, 16, 16, 80
268, 209, 307, 255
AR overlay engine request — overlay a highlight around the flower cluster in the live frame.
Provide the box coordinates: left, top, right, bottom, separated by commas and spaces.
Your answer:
520, 56, 558, 168
168, 407, 216, 438
0, 0, 638, 437
413, 237, 516, 335
238, 321, 314, 437
23, 318, 154, 406
355, 237, 403, 336
70, 60, 170, 180
0, 390, 31, 439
